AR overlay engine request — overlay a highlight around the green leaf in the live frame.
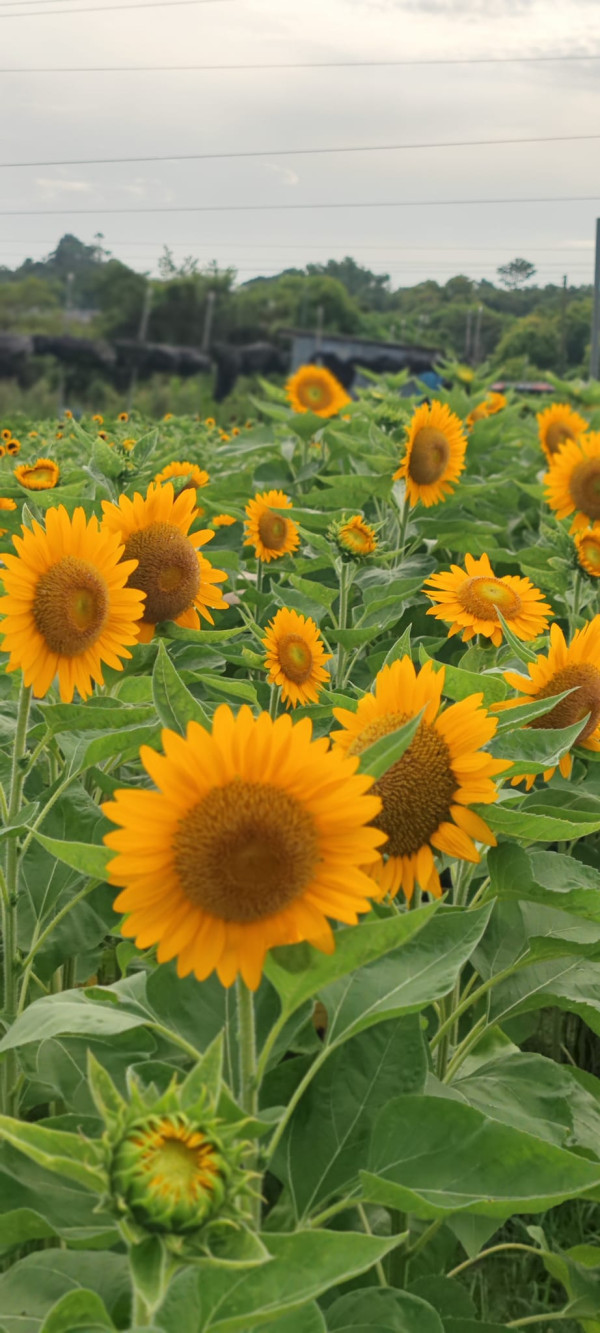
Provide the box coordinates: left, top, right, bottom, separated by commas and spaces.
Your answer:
453, 1050, 600, 1153
357, 710, 425, 779
0, 802, 40, 843
481, 799, 600, 842
0, 990, 150, 1054
491, 715, 590, 774
0, 1252, 128, 1333
40, 1290, 115, 1333
270, 1016, 427, 1221
362, 1094, 600, 1220
418, 647, 507, 706
407, 1278, 476, 1320
252, 1306, 326, 1333
287, 574, 337, 609
86, 1053, 126, 1130
28, 832, 110, 880
327, 627, 377, 648
0, 1116, 105, 1194
326, 1289, 444, 1332
155, 1231, 401, 1333
488, 842, 600, 923
495, 607, 540, 662
264, 904, 439, 1026
152, 640, 210, 733
494, 687, 579, 732
40, 700, 156, 734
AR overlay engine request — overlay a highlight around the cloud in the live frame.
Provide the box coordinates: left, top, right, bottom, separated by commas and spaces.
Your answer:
263, 163, 300, 187
35, 178, 92, 194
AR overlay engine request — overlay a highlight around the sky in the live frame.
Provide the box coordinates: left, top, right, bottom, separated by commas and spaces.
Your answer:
1, 0, 600, 289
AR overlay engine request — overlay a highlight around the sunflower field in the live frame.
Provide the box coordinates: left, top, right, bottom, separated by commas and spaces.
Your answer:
3, 364, 600, 1331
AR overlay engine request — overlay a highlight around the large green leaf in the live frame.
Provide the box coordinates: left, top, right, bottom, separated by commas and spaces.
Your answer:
489, 842, 600, 923
0, 1252, 128, 1333
252, 1308, 326, 1333
28, 832, 110, 881
39, 1290, 115, 1333
155, 1231, 400, 1333
152, 641, 210, 732
480, 799, 600, 842
453, 1050, 600, 1153
270, 1017, 427, 1220
418, 647, 507, 706
0, 1116, 105, 1193
325, 1289, 444, 1332
361, 1095, 600, 1220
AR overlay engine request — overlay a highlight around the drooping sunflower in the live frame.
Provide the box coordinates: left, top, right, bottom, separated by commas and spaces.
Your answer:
286, 365, 350, 418
335, 515, 378, 559
466, 392, 507, 429
331, 657, 509, 903
500, 618, 600, 787
263, 607, 331, 707
103, 705, 385, 989
575, 527, 600, 577
394, 400, 467, 508
6, 439, 21, 456
14, 458, 59, 491
244, 489, 300, 563
545, 433, 600, 533
424, 552, 551, 648
0, 505, 145, 702
537, 402, 588, 463
154, 461, 210, 492
101, 482, 228, 643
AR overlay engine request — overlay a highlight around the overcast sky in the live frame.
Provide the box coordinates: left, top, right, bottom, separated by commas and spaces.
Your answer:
1, 0, 599, 288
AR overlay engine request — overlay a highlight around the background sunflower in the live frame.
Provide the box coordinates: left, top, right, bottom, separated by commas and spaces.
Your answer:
394, 400, 467, 508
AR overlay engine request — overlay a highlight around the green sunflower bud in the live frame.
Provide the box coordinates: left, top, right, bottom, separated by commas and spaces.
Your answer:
329, 514, 379, 561
111, 1111, 232, 1236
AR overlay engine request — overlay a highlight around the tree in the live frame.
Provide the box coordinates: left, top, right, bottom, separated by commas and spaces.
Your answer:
497, 258, 537, 290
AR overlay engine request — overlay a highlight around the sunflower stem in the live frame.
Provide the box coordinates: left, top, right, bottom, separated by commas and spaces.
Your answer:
397, 493, 411, 563
255, 559, 263, 598
336, 560, 352, 688
268, 683, 280, 720
1, 682, 32, 1117
569, 568, 581, 635
236, 978, 261, 1229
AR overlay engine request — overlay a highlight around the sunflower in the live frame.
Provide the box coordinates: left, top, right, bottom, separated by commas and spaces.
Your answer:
1, 429, 11, 442
14, 459, 59, 491
424, 552, 551, 648
0, 506, 145, 702
92, 414, 104, 425
244, 489, 300, 563
0, 446, 5, 458
211, 513, 237, 528
336, 515, 378, 559
331, 658, 508, 903
575, 527, 600, 577
101, 482, 228, 643
544, 433, 600, 533
219, 433, 231, 443
537, 402, 588, 462
0, 498, 17, 513
118, 412, 129, 423
6, 439, 21, 456
232, 427, 240, 436
500, 618, 600, 787
263, 607, 331, 707
28, 431, 38, 439
466, 392, 507, 429
204, 418, 216, 428
394, 400, 467, 508
122, 438, 137, 452
103, 704, 385, 989
286, 365, 350, 418
154, 461, 210, 492
163, 412, 174, 422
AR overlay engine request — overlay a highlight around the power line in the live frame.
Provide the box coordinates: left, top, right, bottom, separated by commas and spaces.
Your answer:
0, 0, 232, 17
1, 194, 600, 216
0, 52, 599, 70
2, 131, 599, 171
0, 239, 593, 252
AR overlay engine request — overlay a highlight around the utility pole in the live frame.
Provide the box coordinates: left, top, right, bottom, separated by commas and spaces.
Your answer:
591, 218, 600, 380
201, 290, 216, 354
559, 274, 568, 376
127, 282, 153, 414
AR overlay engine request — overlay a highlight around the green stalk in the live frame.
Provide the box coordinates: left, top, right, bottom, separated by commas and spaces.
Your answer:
1, 683, 32, 1116
336, 560, 352, 688
268, 683, 280, 720
236, 978, 260, 1228
569, 568, 581, 636
397, 493, 411, 559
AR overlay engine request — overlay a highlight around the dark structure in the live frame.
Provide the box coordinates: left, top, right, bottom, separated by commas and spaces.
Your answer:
213, 342, 288, 401
32, 334, 115, 369
282, 329, 442, 394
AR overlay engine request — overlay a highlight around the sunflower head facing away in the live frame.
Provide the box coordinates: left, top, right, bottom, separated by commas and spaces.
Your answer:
424, 552, 552, 647
394, 400, 468, 508
545, 433, 600, 533
0, 505, 145, 702
244, 489, 300, 563
103, 705, 384, 989
14, 458, 59, 491
334, 514, 378, 560
466, 392, 507, 429
575, 526, 600, 577
101, 482, 227, 643
537, 402, 588, 462
331, 657, 509, 903
263, 607, 331, 707
501, 617, 600, 787
155, 461, 210, 493
286, 364, 350, 418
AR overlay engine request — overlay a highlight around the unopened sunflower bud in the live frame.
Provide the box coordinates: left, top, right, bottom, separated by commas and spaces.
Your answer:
111, 1112, 232, 1235
330, 515, 378, 560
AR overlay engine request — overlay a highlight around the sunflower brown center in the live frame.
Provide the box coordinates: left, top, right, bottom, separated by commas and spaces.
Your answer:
278, 633, 314, 684
258, 510, 288, 552
409, 428, 451, 485
458, 576, 522, 621
172, 779, 319, 921
569, 459, 600, 520
530, 664, 600, 742
348, 712, 457, 857
33, 555, 109, 656
545, 421, 575, 455
123, 522, 200, 625
299, 379, 333, 409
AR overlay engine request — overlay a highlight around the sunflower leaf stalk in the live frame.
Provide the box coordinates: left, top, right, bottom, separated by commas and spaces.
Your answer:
1, 681, 32, 1116
335, 559, 354, 687
236, 978, 261, 1230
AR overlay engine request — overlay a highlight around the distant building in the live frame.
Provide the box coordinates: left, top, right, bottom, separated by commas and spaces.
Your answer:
282, 328, 443, 394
